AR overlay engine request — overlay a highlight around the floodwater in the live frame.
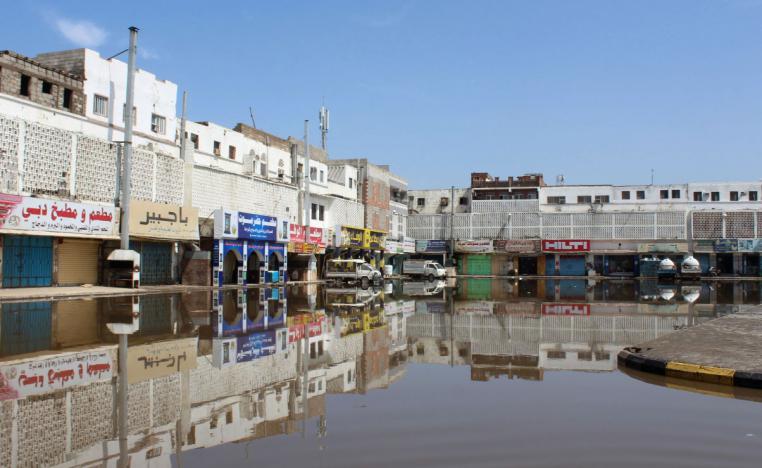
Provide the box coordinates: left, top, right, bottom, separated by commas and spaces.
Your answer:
1, 279, 762, 467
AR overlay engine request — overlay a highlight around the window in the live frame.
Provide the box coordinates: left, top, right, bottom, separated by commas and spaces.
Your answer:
319, 170, 324, 183
693, 191, 703, 201
62, 88, 72, 109
226, 410, 233, 424
347, 369, 352, 383
459, 196, 468, 205
594, 195, 610, 204
122, 104, 137, 125
547, 351, 566, 359
311, 203, 317, 220
93, 95, 108, 116
151, 113, 166, 134
577, 195, 592, 204
20, 74, 30, 96
636, 190, 645, 200
672, 189, 681, 199
41, 81, 52, 94
278, 168, 284, 179
750, 191, 758, 201
260, 160, 267, 177
318, 341, 324, 356
210, 417, 218, 429
213, 141, 221, 156
228, 145, 236, 160
621, 191, 630, 200
711, 191, 720, 201
310, 167, 317, 181
417, 198, 425, 207
348, 177, 354, 189
190, 133, 199, 149
660, 189, 669, 199
319, 205, 324, 221
310, 343, 316, 359
730, 191, 739, 201
547, 196, 566, 205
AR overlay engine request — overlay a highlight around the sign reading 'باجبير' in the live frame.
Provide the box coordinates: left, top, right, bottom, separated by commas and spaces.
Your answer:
129, 199, 199, 240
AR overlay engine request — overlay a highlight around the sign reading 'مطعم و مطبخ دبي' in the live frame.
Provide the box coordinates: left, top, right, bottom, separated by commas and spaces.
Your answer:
0, 193, 118, 237
129, 200, 199, 240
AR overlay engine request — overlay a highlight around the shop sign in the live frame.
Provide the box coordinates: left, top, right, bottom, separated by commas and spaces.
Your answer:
288, 241, 323, 254
402, 237, 416, 253
364, 229, 386, 250
290, 224, 325, 246
0, 349, 113, 401
454, 301, 494, 314
541, 303, 591, 316
288, 324, 306, 342
736, 239, 762, 252
455, 239, 494, 253
416, 239, 447, 253
542, 240, 590, 253
384, 240, 404, 254
336, 225, 365, 248
0, 193, 118, 238
637, 243, 687, 253
493, 239, 538, 254
236, 330, 277, 363
130, 200, 199, 240
238, 211, 277, 241
714, 239, 738, 253
126, 337, 197, 384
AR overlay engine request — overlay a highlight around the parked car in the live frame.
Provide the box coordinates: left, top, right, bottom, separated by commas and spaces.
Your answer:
325, 259, 382, 287
403, 260, 446, 281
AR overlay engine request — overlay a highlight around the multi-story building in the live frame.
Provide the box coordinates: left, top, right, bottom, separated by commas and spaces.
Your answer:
0, 47, 188, 287
408, 172, 762, 277
470, 172, 544, 200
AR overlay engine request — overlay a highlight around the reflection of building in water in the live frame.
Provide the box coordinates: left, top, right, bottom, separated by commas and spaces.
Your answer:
407, 304, 693, 378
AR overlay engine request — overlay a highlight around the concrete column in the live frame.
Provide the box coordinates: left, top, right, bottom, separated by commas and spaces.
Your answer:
242, 240, 248, 286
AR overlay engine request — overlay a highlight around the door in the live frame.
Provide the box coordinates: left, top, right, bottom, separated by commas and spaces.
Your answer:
131, 241, 173, 284
2, 235, 53, 287
559, 256, 585, 276
57, 239, 100, 285
466, 255, 491, 275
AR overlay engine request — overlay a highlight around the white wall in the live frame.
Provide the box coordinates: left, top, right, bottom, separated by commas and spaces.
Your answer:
408, 188, 470, 215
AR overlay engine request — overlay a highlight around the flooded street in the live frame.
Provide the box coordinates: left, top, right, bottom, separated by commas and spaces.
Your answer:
2, 279, 762, 467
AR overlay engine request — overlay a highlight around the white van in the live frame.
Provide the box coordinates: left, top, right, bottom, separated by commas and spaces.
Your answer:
403, 260, 447, 281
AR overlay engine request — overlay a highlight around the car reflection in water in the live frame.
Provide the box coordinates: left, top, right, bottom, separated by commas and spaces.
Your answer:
0, 278, 761, 467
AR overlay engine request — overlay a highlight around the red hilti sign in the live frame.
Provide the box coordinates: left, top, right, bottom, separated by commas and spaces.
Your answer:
542, 303, 591, 316
542, 239, 590, 252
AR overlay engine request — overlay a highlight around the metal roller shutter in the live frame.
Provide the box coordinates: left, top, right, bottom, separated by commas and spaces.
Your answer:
2, 235, 53, 287
57, 239, 100, 285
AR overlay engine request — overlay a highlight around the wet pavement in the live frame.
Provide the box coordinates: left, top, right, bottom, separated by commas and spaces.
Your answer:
1, 279, 762, 467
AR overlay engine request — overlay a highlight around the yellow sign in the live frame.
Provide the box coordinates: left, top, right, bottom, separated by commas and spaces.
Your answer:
363, 229, 387, 250
126, 337, 198, 384
339, 225, 365, 247
129, 200, 199, 240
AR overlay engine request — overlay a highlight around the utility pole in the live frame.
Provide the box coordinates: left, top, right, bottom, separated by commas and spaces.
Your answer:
120, 26, 138, 250
304, 120, 311, 231
319, 105, 329, 151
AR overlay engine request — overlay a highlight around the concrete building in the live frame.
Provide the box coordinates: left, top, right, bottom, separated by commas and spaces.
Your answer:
470, 172, 544, 200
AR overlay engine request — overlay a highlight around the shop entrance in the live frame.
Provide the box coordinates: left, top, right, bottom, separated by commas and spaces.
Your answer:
716, 253, 734, 275
247, 251, 263, 284
223, 250, 242, 284
518, 256, 537, 275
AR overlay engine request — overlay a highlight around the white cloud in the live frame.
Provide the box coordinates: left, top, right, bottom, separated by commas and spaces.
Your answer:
139, 47, 159, 60
54, 18, 108, 48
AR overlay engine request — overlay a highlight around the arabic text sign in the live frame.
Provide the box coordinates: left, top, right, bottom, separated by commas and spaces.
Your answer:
0, 350, 113, 401
0, 193, 118, 237
455, 239, 494, 253
130, 200, 199, 240
416, 240, 447, 253
542, 240, 590, 253
236, 330, 277, 363
493, 239, 539, 253
126, 338, 197, 384
238, 211, 277, 241
541, 303, 591, 316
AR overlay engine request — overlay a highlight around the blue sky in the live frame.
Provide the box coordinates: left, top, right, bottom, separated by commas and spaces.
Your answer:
4, 1, 762, 188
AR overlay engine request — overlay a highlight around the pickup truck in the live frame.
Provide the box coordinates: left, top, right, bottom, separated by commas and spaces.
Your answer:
325, 259, 382, 287
403, 260, 447, 281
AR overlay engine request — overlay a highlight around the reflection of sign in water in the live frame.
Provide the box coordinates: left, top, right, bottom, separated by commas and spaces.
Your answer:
130, 200, 199, 240
236, 330, 277, 363
0, 193, 118, 237
238, 212, 277, 241
542, 240, 590, 252
541, 303, 591, 316
127, 338, 198, 384
0, 349, 113, 401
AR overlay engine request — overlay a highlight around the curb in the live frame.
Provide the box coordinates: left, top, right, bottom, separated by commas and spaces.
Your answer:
618, 347, 762, 389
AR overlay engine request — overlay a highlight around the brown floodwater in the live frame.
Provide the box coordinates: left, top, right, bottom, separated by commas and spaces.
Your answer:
0, 279, 761, 467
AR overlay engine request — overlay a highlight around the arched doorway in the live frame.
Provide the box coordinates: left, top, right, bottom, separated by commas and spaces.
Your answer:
247, 251, 264, 284
268, 251, 283, 282
223, 250, 242, 284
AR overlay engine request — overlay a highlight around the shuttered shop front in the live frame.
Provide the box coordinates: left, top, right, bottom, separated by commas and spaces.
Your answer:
57, 239, 101, 285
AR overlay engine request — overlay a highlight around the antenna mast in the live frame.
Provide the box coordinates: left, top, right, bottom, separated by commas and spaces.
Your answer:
319, 105, 329, 151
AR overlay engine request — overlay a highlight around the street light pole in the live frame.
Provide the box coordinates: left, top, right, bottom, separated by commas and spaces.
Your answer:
120, 26, 138, 250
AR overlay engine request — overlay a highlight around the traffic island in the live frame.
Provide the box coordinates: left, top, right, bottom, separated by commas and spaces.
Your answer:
618, 308, 762, 389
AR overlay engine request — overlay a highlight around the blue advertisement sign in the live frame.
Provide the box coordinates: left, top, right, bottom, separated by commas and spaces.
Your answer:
714, 239, 738, 253
415, 240, 447, 253
236, 330, 277, 363
238, 212, 277, 241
